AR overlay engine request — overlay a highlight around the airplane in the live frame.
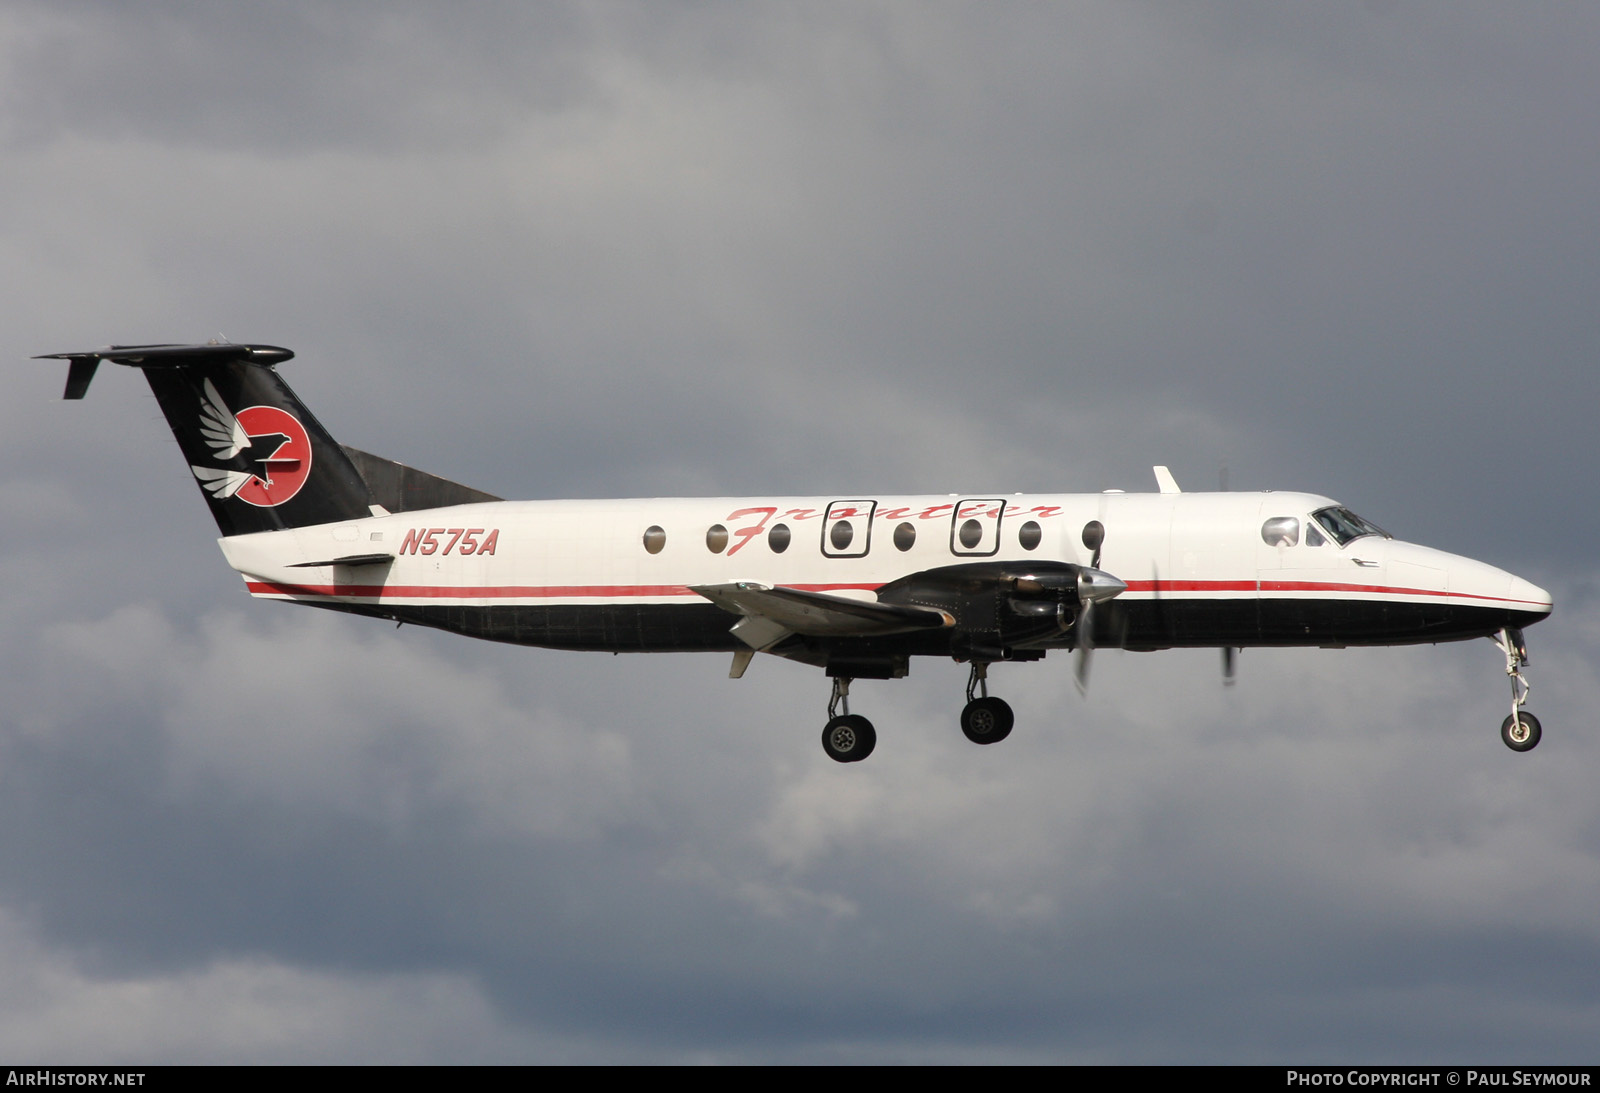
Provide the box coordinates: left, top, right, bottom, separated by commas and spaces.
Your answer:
36, 341, 1553, 762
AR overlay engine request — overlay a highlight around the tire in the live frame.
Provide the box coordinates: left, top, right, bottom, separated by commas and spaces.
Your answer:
822, 715, 877, 763
960, 696, 1014, 745
1501, 712, 1542, 752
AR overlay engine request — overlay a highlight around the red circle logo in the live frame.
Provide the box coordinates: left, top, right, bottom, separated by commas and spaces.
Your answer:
232, 405, 313, 507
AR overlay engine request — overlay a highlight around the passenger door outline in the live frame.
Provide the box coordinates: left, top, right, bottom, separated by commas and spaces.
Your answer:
821, 500, 877, 558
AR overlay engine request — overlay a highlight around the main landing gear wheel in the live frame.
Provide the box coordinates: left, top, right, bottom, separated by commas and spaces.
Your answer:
822, 715, 877, 763
960, 661, 1015, 745
960, 696, 1014, 745
820, 676, 875, 763
1501, 712, 1541, 753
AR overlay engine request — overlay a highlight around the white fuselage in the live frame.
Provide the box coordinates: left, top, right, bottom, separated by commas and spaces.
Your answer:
217, 490, 1551, 657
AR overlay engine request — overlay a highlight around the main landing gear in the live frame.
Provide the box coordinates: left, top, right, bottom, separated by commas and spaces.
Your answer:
1493, 627, 1541, 753
960, 661, 1013, 745
817, 664, 1020, 763
821, 677, 876, 763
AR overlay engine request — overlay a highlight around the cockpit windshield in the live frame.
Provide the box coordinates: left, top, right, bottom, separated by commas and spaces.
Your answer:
1312, 506, 1391, 547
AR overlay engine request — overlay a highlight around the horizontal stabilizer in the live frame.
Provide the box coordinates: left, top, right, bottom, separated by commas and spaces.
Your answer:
37, 343, 295, 400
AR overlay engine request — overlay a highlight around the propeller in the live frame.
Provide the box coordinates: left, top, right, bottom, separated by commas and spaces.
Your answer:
1222, 646, 1237, 686
1074, 520, 1122, 694
1074, 594, 1096, 694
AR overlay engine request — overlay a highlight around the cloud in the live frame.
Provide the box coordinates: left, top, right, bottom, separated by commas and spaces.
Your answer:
0, 907, 547, 1064
2, 0, 1598, 1062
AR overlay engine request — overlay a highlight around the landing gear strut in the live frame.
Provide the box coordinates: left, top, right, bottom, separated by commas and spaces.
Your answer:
960, 662, 1014, 745
821, 676, 876, 763
1493, 627, 1541, 753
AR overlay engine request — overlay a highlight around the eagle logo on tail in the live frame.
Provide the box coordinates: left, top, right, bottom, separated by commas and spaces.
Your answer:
189, 378, 313, 507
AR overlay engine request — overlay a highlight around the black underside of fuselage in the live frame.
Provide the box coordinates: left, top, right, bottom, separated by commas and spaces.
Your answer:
302, 596, 1546, 659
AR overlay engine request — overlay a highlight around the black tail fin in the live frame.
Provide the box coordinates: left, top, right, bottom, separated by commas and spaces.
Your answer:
38, 343, 377, 536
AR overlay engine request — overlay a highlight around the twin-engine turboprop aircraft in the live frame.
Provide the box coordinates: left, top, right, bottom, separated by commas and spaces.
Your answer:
37, 342, 1553, 762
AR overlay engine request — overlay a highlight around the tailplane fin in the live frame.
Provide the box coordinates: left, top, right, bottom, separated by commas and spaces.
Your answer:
39, 342, 377, 535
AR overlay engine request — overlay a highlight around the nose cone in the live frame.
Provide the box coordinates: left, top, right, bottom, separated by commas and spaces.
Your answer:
1448, 556, 1552, 628
1506, 573, 1554, 621
1390, 541, 1552, 631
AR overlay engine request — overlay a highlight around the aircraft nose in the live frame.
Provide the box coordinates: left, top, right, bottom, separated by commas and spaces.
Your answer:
1506, 573, 1553, 618
1461, 557, 1551, 625
1393, 542, 1552, 627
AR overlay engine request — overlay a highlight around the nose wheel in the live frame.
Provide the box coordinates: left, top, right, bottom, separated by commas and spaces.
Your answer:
1493, 627, 1541, 752
1501, 711, 1541, 752
960, 662, 1014, 745
821, 677, 876, 762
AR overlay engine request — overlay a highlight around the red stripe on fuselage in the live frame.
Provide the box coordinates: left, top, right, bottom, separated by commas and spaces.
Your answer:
1124, 579, 1544, 608
244, 581, 885, 600
244, 577, 1546, 610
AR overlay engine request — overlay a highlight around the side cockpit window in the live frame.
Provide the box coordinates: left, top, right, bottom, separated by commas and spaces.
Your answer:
1312, 506, 1390, 547
1261, 516, 1300, 547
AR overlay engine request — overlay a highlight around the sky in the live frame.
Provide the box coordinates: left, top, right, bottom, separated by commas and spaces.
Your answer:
1, 1, 1598, 1064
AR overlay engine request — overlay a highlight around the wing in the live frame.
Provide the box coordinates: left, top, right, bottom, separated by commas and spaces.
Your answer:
198, 377, 247, 459
691, 582, 954, 651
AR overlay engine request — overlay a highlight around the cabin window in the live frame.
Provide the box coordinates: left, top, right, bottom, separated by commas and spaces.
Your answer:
769, 523, 791, 553
643, 526, 666, 554
829, 520, 854, 551
1082, 520, 1105, 554
893, 522, 916, 551
957, 519, 983, 549
1019, 520, 1042, 550
706, 524, 729, 553
1261, 517, 1299, 547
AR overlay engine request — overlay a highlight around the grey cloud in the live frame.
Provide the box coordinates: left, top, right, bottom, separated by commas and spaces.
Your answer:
3, 594, 1596, 1060
0, 1, 596, 153
2, 1, 1596, 1062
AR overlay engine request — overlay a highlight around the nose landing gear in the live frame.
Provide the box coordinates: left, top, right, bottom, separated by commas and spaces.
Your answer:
1493, 627, 1541, 752
960, 662, 1014, 745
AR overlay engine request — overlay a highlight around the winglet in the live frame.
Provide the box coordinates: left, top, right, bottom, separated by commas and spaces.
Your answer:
1153, 466, 1181, 494
62, 358, 99, 399
33, 352, 104, 399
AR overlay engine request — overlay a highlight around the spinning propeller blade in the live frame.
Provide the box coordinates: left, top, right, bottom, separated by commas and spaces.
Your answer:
1073, 519, 1124, 695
